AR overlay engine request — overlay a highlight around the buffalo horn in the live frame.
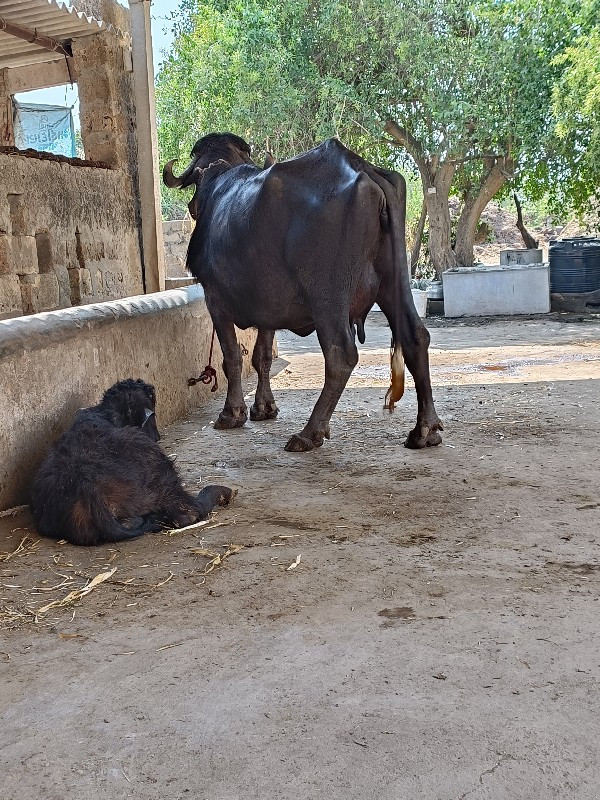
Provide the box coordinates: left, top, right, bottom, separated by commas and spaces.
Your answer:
162, 157, 197, 189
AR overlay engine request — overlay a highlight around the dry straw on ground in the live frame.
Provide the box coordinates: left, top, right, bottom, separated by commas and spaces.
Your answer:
189, 544, 244, 578
35, 568, 117, 616
0, 535, 39, 563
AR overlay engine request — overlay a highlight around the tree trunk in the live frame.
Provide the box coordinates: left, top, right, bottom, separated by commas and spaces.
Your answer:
384, 119, 456, 278
424, 163, 456, 280
514, 193, 539, 249
454, 197, 484, 267
454, 158, 512, 266
410, 197, 427, 275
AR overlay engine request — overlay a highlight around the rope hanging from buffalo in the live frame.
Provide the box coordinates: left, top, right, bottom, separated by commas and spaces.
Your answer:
188, 327, 219, 392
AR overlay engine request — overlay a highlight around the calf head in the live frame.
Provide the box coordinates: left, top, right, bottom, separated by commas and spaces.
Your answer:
100, 379, 160, 442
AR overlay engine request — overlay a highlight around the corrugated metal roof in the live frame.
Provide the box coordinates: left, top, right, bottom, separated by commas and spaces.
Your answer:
0, 0, 128, 69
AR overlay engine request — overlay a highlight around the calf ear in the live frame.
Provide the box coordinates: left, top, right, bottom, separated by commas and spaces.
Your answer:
263, 152, 275, 168
141, 409, 160, 441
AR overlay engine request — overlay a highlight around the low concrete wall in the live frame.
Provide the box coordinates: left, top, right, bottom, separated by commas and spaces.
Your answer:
442, 264, 551, 317
0, 285, 257, 510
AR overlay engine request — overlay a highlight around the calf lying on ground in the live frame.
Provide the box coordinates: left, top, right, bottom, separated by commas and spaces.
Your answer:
30, 379, 235, 546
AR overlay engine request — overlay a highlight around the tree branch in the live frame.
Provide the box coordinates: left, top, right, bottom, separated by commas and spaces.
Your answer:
454, 156, 514, 265
514, 193, 539, 249
383, 119, 428, 176
411, 197, 428, 273
449, 152, 507, 164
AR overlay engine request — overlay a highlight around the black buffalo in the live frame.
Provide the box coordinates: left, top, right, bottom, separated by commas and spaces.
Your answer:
30, 379, 235, 546
164, 133, 443, 452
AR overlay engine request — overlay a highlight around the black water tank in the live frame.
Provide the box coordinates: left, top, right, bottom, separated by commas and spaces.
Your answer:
549, 237, 600, 293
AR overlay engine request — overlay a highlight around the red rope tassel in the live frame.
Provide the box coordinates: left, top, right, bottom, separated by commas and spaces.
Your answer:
188, 327, 219, 392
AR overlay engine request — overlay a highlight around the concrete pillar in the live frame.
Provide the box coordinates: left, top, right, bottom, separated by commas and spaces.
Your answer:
0, 69, 15, 147
129, 0, 165, 293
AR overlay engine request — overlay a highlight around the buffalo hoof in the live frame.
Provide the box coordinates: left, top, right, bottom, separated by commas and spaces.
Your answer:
284, 433, 323, 452
120, 516, 144, 529
250, 402, 279, 421
175, 511, 201, 527
195, 485, 238, 518
214, 409, 247, 430
404, 421, 443, 449
196, 485, 237, 509
217, 487, 238, 507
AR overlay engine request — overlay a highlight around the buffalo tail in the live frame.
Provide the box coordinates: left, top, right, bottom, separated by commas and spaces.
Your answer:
384, 341, 405, 412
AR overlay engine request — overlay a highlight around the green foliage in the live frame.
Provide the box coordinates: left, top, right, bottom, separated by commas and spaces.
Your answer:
404, 172, 425, 248
550, 11, 600, 221
498, 193, 553, 229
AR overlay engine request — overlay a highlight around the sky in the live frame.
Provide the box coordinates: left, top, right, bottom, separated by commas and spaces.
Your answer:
15, 0, 181, 129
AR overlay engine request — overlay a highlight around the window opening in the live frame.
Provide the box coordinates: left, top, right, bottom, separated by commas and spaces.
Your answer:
13, 84, 81, 158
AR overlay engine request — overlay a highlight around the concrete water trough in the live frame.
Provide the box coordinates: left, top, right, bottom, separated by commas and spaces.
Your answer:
442, 262, 551, 317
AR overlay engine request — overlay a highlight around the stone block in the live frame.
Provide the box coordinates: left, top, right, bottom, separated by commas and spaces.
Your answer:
81, 269, 93, 297
68, 268, 83, 304
0, 275, 23, 318
39, 273, 61, 311
162, 220, 180, 236
0, 233, 11, 275
168, 266, 189, 281
165, 276, 196, 290
0, 197, 10, 235
11, 235, 38, 275
162, 230, 184, 244
55, 267, 71, 308
82, 239, 105, 262
65, 240, 79, 271
78, 131, 118, 167
34, 231, 53, 274
7, 194, 28, 235
25, 273, 60, 313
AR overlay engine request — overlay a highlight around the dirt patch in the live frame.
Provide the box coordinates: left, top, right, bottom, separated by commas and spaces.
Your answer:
1, 313, 600, 799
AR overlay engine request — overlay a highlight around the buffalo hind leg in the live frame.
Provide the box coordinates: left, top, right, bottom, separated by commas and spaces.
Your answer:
378, 293, 443, 448
211, 314, 248, 429
403, 321, 443, 449
285, 320, 358, 452
250, 329, 279, 421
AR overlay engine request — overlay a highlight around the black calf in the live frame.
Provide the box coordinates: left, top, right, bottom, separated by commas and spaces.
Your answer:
30, 379, 235, 546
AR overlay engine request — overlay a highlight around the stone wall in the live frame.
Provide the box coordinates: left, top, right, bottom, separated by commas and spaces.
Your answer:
0, 150, 144, 319
0, 0, 165, 317
0, 285, 258, 510
163, 218, 194, 278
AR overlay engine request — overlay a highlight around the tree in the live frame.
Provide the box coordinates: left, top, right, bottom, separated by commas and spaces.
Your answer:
550, 16, 600, 225
301, 0, 586, 275
157, 0, 591, 274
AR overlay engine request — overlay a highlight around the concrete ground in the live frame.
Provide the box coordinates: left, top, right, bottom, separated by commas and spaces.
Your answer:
1, 312, 600, 799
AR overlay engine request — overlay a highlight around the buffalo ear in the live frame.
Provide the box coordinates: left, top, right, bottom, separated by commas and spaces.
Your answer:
263, 152, 275, 168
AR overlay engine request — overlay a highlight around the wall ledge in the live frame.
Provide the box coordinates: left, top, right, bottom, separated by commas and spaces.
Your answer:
0, 286, 205, 358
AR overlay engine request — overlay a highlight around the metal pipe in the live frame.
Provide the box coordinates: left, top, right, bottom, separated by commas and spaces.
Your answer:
0, 16, 73, 58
